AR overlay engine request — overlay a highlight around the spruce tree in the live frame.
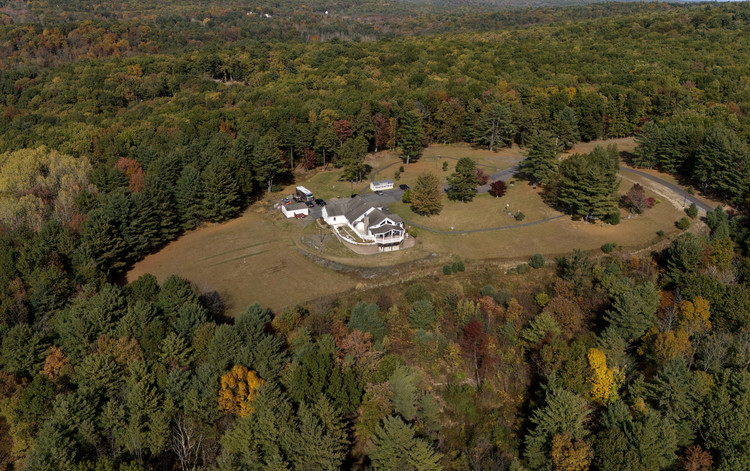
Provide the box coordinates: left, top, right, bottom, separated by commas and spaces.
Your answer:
446, 158, 479, 202
519, 131, 561, 184
555, 146, 619, 220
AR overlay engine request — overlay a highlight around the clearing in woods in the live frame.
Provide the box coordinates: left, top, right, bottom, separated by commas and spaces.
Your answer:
128, 137, 710, 314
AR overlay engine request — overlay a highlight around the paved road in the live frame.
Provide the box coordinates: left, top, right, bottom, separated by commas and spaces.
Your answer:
620, 167, 714, 213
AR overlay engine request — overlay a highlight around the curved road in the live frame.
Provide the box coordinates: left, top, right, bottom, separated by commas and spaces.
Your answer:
353, 155, 713, 235
620, 167, 713, 213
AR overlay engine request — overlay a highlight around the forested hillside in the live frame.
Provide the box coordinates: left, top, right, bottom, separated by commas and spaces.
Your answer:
0, 1, 749, 469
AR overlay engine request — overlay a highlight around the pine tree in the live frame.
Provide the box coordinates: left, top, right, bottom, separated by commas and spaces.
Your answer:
524, 387, 590, 470
399, 111, 424, 166
446, 158, 479, 202
472, 103, 514, 151
555, 145, 619, 220
632, 121, 661, 168
554, 107, 580, 150
603, 282, 659, 342
389, 366, 418, 421
368, 416, 441, 471
77, 208, 127, 277
253, 134, 285, 193
410, 173, 443, 215
175, 165, 204, 229
202, 157, 240, 222
519, 131, 561, 184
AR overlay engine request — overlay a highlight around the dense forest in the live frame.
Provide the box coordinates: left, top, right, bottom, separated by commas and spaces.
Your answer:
1, 1, 750, 469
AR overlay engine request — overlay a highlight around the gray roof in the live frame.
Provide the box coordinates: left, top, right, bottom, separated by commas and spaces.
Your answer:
345, 198, 374, 222
368, 208, 402, 227
372, 179, 394, 186
370, 224, 404, 235
285, 202, 308, 211
325, 199, 349, 217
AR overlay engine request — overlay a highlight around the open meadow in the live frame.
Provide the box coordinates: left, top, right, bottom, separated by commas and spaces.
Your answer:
126, 209, 358, 314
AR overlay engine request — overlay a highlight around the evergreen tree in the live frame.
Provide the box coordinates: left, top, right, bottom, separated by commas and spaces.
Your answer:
554, 146, 619, 220
202, 157, 240, 222
133, 175, 178, 256
368, 416, 441, 471
524, 387, 590, 470
554, 107, 580, 150
632, 121, 661, 168
603, 282, 659, 342
399, 110, 424, 166
694, 125, 750, 203
77, 208, 127, 277
446, 158, 479, 202
175, 165, 204, 229
518, 131, 561, 184
253, 134, 285, 193
410, 173, 443, 216
349, 303, 387, 344
472, 103, 514, 151
339, 135, 368, 183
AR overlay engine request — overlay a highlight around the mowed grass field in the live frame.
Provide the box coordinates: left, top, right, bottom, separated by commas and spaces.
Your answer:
402, 171, 686, 260
126, 209, 357, 314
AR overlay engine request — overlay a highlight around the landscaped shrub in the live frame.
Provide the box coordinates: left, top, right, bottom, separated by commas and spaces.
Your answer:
394, 170, 401, 181
405, 283, 431, 303
601, 242, 617, 254
517, 264, 531, 274
676, 217, 691, 230
452, 260, 465, 272
686, 203, 698, 219
443, 264, 452, 275
402, 189, 412, 203
480, 285, 496, 297
529, 253, 545, 269
514, 212, 526, 222
442, 161, 449, 171
409, 300, 436, 330
657, 230, 665, 237
606, 209, 621, 225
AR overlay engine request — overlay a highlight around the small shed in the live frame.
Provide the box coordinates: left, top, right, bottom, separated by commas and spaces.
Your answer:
281, 202, 309, 218
370, 179, 394, 191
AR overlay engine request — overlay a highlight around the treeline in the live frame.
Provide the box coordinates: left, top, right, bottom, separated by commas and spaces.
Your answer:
0, 2, 702, 69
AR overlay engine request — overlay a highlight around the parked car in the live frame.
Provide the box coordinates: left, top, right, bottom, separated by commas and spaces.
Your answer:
399, 184, 409, 190
375, 190, 384, 196
294, 213, 306, 219
305, 200, 314, 208
315, 199, 326, 206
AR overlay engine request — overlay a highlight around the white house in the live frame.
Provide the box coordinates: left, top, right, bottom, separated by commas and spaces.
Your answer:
322, 198, 405, 249
370, 180, 394, 191
281, 202, 309, 218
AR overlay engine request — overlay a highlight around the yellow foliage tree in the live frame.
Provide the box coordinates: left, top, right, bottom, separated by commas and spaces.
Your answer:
587, 348, 619, 405
710, 237, 734, 270
218, 365, 265, 418
551, 432, 593, 471
40, 346, 70, 381
678, 297, 711, 336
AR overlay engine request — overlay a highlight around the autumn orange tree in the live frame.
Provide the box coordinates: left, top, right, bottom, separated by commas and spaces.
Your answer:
218, 365, 265, 418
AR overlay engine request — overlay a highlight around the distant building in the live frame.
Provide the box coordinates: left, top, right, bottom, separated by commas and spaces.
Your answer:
370, 180, 394, 192
322, 198, 406, 251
